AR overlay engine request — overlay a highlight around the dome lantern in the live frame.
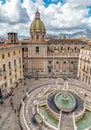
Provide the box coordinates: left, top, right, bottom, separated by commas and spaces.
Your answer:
35, 9, 40, 20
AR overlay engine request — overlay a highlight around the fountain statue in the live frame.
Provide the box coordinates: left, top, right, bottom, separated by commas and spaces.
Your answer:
64, 79, 69, 92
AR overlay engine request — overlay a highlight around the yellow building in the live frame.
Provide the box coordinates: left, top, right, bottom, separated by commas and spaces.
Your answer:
78, 46, 91, 87
0, 44, 23, 94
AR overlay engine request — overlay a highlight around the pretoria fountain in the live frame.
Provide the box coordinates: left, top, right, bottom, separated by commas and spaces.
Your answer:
19, 79, 91, 130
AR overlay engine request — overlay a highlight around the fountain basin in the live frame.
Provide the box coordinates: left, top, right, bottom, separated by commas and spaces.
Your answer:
54, 92, 76, 112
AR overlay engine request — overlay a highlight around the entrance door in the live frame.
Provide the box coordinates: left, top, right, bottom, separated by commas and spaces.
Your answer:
48, 67, 51, 73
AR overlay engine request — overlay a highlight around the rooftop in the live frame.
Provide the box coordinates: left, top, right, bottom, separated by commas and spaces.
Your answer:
0, 43, 21, 50
46, 38, 88, 45
82, 46, 91, 51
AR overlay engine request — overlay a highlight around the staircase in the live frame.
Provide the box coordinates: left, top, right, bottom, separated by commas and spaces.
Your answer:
59, 112, 75, 130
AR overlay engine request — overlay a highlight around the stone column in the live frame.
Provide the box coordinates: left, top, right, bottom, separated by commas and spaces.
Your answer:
43, 59, 47, 73
53, 59, 55, 72
60, 59, 62, 72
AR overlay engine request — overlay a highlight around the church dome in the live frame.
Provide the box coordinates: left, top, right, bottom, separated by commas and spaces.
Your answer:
30, 9, 46, 43
30, 19, 45, 31
30, 10, 46, 32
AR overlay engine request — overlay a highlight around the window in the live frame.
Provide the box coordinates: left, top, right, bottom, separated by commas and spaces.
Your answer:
13, 51, 15, 55
8, 53, 10, 57
15, 74, 17, 80
3, 64, 6, 72
49, 61, 51, 64
8, 61, 11, 69
56, 61, 59, 64
19, 58, 21, 65
5, 82, 7, 87
22, 48, 24, 52
68, 47, 70, 50
24, 48, 28, 52
15, 68, 16, 72
71, 61, 73, 64
2, 54, 4, 59
9, 72, 11, 76
75, 47, 77, 50
36, 46, 39, 53
10, 79, 12, 84
4, 76, 6, 79
14, 59, 16, 67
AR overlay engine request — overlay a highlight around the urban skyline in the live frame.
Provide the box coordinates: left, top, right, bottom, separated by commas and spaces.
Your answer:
0, 0, 91, 39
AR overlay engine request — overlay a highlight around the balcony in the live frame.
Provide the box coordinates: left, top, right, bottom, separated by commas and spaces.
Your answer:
2, 70, 7, 75
82, 69, 88, 73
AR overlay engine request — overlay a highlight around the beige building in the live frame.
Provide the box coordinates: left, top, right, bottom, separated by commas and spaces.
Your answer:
22, 10, 88, 78
78, 46, 91, 87
0, 44, 23, 93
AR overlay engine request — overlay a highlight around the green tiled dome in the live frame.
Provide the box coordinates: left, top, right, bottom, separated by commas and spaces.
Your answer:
30, 19, 45, 31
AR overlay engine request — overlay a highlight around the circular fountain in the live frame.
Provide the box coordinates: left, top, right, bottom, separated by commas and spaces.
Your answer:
20, 78, 91, 130
54, 79, 76, 112
54, 92, 76, 112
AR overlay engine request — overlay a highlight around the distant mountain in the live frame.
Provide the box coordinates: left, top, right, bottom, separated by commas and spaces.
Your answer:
47, 29, 91, 40
18, 35, 30, 39
0, 29, 91, 40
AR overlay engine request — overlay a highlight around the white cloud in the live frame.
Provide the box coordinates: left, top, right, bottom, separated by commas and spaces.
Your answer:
0, 0, 91, 38
67, 0, 91, 7
0, 0, 29, 23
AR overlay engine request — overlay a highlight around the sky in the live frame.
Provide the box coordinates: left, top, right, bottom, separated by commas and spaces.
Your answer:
0, 0, 91, 38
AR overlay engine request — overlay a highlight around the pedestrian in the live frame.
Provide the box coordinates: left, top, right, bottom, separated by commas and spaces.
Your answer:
14, 108, 16, 113
10, 97, 14, 108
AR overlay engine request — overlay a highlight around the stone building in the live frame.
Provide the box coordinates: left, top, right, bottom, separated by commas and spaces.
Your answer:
78, 46, 91, 87
22, 10, 88, 78
0, 44, 23, 93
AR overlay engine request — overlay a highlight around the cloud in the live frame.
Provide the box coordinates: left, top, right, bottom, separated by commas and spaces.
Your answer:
0, 0, 91, 38
67, 0, 91, 7
0, 0, 29, 24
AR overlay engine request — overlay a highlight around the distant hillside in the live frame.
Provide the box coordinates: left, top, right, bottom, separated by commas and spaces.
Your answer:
46, 29, 91, 40
0, 29, 91, 40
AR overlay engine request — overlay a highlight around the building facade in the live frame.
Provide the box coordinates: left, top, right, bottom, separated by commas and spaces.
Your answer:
78, 47, 91, 87
22, 10, 88, 78
0, 44, 23, 93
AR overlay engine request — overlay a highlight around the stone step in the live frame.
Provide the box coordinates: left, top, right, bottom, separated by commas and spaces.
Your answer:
59, 112, 75, 130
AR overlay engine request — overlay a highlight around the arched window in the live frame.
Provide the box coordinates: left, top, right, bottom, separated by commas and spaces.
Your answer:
8, 61, 11, 69
56, 61, 59, 64
49, 61, 51, 64
68, 47, 70, 50
75, 47, 77, 50
71, 61, 73, 64
14, 59, 16, 67
64, 61, 66, 64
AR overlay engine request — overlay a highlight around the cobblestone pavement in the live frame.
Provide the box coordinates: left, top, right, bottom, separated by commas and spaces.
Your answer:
0, 78, 91, 130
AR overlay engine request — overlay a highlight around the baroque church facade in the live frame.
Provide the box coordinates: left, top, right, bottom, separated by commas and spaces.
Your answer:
22, 10, 88, 78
